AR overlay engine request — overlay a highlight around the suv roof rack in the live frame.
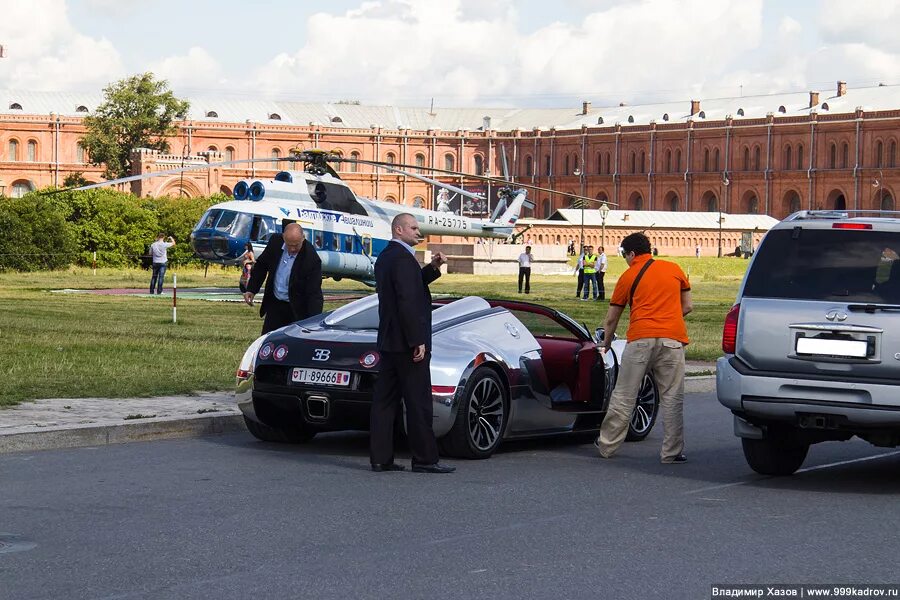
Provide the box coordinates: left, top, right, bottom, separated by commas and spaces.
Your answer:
785, 210, 900, 221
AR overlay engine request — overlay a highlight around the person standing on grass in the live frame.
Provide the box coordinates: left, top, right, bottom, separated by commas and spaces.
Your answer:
574, 246, 586, 297
596, 245, 608, 301
582, 245, 599, 300
518, 245, 534, 294
595, 232, 693, 464
149, 234, 175, 295
239, 242, 255, 293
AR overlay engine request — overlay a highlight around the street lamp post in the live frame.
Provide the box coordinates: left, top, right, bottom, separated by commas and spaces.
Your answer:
873, 169, 884, 210
718, 176, 730, 258
599, 202, 610, 248
574, 168, 584, 249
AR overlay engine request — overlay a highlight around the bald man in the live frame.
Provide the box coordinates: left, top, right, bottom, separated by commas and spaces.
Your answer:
244, 222, 324, 334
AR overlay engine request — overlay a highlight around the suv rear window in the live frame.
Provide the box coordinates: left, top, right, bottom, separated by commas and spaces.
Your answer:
744, 228, 900, 304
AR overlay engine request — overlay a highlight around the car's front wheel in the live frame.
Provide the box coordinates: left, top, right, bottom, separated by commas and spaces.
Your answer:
741, 430, 809, 475
243, 416, 316, 444
626, 374, 659, 441
439, 368, 507, 459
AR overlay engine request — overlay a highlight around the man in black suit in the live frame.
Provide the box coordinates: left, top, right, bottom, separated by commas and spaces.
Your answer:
369, 213, 455, 474
243, 223, 324, 334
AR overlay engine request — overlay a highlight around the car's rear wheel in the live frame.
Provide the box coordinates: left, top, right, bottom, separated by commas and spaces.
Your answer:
439, 368, 507, 459
741, 430, 809, 475
626, 374, 659, 441
243, 416, 316, 444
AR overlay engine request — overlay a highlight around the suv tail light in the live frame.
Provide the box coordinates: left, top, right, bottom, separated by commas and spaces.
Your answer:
722, 304, 740, 354
832, 222, 872, 230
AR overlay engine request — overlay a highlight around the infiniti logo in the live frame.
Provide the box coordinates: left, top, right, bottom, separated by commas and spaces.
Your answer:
825, 309, 848, 322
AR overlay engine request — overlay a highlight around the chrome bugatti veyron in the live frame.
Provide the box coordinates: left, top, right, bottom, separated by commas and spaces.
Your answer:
236, 295, 660, 459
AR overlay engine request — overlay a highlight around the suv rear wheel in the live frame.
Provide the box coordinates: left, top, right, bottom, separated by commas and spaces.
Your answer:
741, 430, 809, 476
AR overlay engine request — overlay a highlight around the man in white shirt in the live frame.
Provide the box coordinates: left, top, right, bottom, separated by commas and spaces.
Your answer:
518, 245, 534, 294
149, 234, 175, 294
597, 246, 609, 301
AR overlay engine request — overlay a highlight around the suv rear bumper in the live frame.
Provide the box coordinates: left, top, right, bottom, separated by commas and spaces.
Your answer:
717, 356, 900, 427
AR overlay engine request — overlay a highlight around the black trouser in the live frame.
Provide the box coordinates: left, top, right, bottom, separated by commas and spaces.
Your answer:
369, 350, 439, 466
597, 271, 606, 300
576, 269, 584, 296
518, 267, 531, 293
261, 299, 295, 334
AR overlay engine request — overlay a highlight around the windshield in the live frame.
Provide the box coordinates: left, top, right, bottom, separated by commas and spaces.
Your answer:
744, 228, 900, 304
213, 211, 252, 237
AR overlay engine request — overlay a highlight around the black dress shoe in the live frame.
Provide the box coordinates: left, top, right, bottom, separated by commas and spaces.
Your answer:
371, 462, 405, 472
411, 462, 455, 474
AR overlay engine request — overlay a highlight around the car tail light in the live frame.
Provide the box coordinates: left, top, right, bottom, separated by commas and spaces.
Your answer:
236, 368, 251, 380
722, 304, 740, 354
431, 385, 456, 395
832, 222, 872, 230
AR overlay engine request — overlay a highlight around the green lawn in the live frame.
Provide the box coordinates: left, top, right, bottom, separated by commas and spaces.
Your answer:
0, 257, 748, 406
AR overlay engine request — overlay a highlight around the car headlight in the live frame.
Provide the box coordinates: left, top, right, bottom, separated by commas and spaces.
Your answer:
236, 334, 268, 381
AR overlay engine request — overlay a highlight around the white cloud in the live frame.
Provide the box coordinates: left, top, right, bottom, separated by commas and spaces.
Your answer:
148, 47, 225, 90
251, 0, 765, 106
778, 16, 802, 37
0, 0, 124, 91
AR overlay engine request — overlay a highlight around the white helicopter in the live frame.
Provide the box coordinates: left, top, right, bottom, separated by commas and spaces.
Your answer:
66, 149, 601, 284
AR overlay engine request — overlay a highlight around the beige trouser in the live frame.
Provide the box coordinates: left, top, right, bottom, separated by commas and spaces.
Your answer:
595, 337, 685, 462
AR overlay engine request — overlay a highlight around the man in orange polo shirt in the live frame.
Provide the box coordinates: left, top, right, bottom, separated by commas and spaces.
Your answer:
595, 232, 693, 463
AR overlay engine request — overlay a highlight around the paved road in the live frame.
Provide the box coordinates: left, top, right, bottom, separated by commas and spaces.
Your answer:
3, 392, 899, 600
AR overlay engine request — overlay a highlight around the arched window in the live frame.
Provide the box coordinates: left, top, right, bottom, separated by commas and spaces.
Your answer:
882, 194, 895, 211
876, 140, 884, 167
386, 152, 396, 164
76, 142, 85, 164
474, 154, 484, 176
207, 145, 218, 153
76, 105, 89, 113
27, 140, 37, 162
714, 148, 720, 172
754, 146, 761, 171
707, 195, 718, 212
206, 110, 218, 118
789, 192, 801, 214
445, 153, 455, 171
349, 151, 360, 172
785, 145, 792, 170
743, 147, 750, 171
271, 148, 281, 168
797, 144, 804, 170
564, 154, 570, 175
634, 196, 643, 210
385, 195, 397, 203
224, 147, 234, 162
842, 142, 849, 168
665, 149, 672, 173
573, 153, 579, 174
669, 195, 679, 211
268, 113, 281, 120
526, 155, 533, 177
891, 141, 897, 168
415, 153, 425, 174
630, 151, 636, 174
596, 152, 602, 174
703, 148, 710, 172
748, 196, 759, 214
542, 199, 550, 218
11, 180, 33, 197
8, 139, 19, 161
9, 103, 22, 111
675, 149, 682, 172
640, 151, 646, 173
413, 196, 425, 208
830, 143, 836, 169
605, 153, 611, 174
544, 155, 551, 176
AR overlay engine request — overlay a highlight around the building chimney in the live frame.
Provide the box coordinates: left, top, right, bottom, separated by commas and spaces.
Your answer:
809, 91, 819, 108
582, 101, 591, 115
690, 99, 701, 115
482, 115, 491, 130
837, 81, 847, 97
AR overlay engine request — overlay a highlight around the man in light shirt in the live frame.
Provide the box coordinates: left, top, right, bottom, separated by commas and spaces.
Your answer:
517, 245, 534, 294
149, 233, 175, 295
597, 245, 608, 301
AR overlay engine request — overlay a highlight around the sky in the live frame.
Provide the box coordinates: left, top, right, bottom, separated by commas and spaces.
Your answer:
1, 0, 899, 108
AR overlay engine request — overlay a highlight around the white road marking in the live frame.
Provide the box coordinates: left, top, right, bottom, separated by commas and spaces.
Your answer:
685, 449, 900, 495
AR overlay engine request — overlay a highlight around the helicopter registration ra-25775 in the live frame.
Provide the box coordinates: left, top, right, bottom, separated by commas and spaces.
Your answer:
65, 149, 604, 284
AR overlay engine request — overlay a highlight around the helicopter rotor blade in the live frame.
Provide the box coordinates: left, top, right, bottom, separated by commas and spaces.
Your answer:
354, 160, 485, 201
500, 145, 511, 182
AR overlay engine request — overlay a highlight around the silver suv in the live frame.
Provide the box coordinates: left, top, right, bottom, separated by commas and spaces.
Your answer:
717, 210, 900, 475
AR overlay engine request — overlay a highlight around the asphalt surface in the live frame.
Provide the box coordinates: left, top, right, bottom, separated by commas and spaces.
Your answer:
3, 392, 899, 600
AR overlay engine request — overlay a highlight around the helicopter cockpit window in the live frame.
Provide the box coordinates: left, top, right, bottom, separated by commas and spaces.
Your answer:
344, 235, 353, 253
214, 210, 251, 237
249, 215, 276, 242
200, 209, 221, 229
306, 181, 367, 215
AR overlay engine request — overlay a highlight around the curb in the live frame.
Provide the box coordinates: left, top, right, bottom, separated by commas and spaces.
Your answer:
685, 375, 716, 394
0, 413, 246, 455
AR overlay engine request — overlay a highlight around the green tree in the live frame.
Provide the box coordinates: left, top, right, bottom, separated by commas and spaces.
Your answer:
0, 193, 77, 271
143, 194, 225, 266
81, 73, 190, 180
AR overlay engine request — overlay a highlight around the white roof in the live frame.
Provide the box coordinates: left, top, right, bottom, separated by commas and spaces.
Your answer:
2, 83, 896, 129
527, 209, 778, 231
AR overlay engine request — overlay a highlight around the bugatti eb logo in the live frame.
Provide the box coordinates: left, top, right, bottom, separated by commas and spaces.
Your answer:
312, 348, 331, 362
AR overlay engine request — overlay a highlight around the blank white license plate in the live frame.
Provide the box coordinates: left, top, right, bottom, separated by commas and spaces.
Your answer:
291, 368, 351, 386
796, 337, 868, 358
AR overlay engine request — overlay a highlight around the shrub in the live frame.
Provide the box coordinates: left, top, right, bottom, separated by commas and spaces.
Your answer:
0, 194, 77, 271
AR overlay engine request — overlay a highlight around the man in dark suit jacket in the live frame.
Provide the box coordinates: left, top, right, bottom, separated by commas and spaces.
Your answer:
243, 223, 324, 334
369, 213, 455, 474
